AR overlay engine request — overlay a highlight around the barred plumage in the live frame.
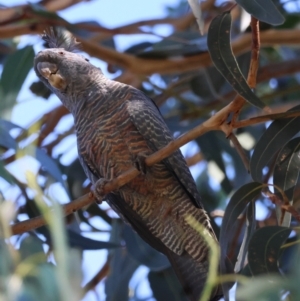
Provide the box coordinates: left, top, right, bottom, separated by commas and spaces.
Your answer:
34, 31, 222, 301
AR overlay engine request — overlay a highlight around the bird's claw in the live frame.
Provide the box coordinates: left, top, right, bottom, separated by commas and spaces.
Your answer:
92, 178, 109, 204
134, 154, 147, 174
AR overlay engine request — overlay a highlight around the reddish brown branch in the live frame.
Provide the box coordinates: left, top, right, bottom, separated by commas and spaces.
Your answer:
83, 258, 110, 294
227, 132, 250, 172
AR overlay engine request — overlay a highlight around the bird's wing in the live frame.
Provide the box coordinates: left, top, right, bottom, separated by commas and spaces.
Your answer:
126, 88, 203, 209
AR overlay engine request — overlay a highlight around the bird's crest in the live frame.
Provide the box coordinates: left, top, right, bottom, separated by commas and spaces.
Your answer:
42, 27, 81, 53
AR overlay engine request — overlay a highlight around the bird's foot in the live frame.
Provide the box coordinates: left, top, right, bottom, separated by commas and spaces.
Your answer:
92, 178, 109, 204
134, 153, 148, 174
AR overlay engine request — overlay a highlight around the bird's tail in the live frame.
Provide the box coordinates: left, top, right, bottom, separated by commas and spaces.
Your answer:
166, 249, 223, 301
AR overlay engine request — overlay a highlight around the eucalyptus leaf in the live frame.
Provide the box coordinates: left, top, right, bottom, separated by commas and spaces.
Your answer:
236, 0, 285, 26
234, 201, 256, 273
0, 46, 34, 116
219, 182, 263, 296
274, 137, 300, 226
250, 105, 300, 182
148, 267, 189, 301
207, 11, 265, 109
248, 226, 291, 275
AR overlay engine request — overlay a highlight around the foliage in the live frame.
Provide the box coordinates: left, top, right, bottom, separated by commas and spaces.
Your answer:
0, 0, 300, 301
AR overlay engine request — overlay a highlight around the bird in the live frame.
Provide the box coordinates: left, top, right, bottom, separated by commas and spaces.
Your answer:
34, 29, 222, 301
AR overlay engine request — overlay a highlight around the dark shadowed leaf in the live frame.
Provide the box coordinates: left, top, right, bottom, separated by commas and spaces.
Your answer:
236, 0, 285, 26
196, 131, 233, 194
66, 229, 120, 250
105, 220, 140, 301
0, 127, 16, 150
274, 137, 300, 226
138, 31, 207, 58
0, 239, 13, 276
250, 105, 300, 182
0, 118, 22, 131
29, 81, 52, 99
0, 162, 13, 183
35, 148, 67, 191
0, 46, 34, 115
219, 182, 263, 296
123, 224, 170, 271
148, 267, 189, 301
235, 201, 256, 273
248, 226, 291, 275
207, 11, 265, 109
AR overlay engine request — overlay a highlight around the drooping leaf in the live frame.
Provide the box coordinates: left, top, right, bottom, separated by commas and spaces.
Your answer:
207, 11, 265, 109
250, 105, 300, 182
35, 147, 67, 192
0, 126, 16, 150
196, 131, 233, 194
188, 0, 204, 34
248, 226, 291, 275
148, 268, 189, 301
274, 137, 300, 226
123, 224, 170, 271
236, 0, 285, 26
66, 229, 120, 250
0, 46, 35, 116
105, 220, 140, 301
235, 201, 256, 273
219, 182, 264, 296
0, 161, 13, 183
138, 31, 207, 59
236, 274, 287, 301
0, 239, 13, 276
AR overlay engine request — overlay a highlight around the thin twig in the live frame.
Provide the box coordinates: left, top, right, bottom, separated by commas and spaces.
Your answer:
227, 132, 250, 172
231, 16, 262, 126
233, 110, 300, 128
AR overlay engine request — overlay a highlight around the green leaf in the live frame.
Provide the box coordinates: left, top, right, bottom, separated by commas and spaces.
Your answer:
236, 0, 285, 26
123, 224, 170, 271
105, 220, 140, 301
35, 148, 68, 192
0, 46, 35, 116
148, 267, 189, 301
19, 236, 47, 262
207, 11, 265, 109
22, 263, 61, 301
235, 201, 256, 273
248, 226, 291, 275
250, 105, 300, 182
0, 126, 16, 150
274, 137, 300, 226
219, 182, 263, 295
0, 239, 13, 276
0, 161, 13, 183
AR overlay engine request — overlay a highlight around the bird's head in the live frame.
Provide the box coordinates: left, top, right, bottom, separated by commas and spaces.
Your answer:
34, 28, 103, 113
